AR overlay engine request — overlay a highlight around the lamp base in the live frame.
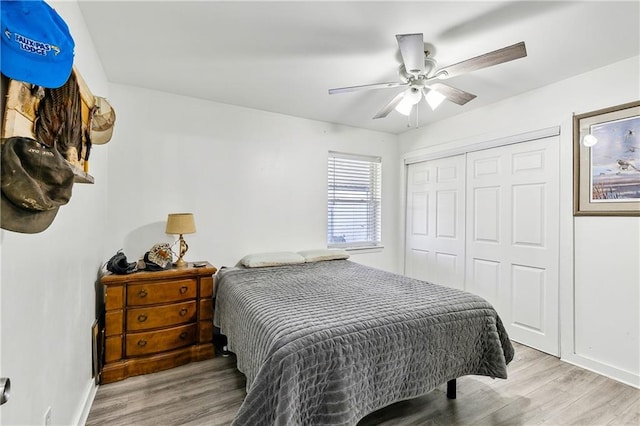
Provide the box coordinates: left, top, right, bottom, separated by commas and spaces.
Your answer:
174, 234, 189, 268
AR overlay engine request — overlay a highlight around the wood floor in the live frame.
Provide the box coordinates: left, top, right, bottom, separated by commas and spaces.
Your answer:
86, 342, 639, 425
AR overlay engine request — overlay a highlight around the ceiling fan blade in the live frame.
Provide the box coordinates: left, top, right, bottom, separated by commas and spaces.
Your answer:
396, 33, 425, 75
433, 41, 527, 80
427, 82, 477, 105
328, 81, 407, 95
373, 91, 406, 119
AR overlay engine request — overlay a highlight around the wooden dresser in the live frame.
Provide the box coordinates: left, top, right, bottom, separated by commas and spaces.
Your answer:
100, 262, 217, 384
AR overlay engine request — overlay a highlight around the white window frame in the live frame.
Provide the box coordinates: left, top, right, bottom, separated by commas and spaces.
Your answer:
327, 151, 382, 250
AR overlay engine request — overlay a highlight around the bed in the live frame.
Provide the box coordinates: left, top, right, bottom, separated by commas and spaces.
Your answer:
213, 253, 514, 426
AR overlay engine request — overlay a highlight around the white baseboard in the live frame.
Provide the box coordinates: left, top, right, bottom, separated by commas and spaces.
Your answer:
74, 379, 99, 426
561, 353, 639, 389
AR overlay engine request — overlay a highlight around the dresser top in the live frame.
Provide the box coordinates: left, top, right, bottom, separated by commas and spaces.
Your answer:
101, 261, 217, 284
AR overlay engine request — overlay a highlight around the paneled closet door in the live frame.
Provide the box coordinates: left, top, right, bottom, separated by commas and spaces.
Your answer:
466, 136, 560, 355
405, 155, 466, 290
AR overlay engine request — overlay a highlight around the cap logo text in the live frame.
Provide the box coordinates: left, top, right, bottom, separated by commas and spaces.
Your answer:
27, 148, 55, 157
13, 32, 60, 56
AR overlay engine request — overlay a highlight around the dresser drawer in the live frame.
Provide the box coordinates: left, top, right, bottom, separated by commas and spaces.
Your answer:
127, 278, 197, 306
126, 323, 197, 357
126, 300, 197, 331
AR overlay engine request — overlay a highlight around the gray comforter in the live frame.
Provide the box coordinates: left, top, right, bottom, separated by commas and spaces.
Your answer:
214, 260, 513, 426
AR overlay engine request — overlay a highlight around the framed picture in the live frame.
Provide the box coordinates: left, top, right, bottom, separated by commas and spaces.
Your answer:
574, 101, 640, 216
91, 319, 103, 384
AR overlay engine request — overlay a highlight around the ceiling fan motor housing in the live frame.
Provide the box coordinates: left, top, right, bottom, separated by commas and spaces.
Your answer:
399, 54, 438, 83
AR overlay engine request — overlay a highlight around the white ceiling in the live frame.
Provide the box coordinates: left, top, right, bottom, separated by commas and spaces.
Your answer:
77, 1, 640, 135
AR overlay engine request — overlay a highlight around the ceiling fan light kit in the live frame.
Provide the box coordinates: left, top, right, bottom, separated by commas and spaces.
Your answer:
425, 89, 447, 110
395, 96, 416, 116
329, 33, 527, 127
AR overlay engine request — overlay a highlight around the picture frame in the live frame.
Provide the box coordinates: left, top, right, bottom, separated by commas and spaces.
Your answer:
91, 319, 103, 384
573, 100, 640, 216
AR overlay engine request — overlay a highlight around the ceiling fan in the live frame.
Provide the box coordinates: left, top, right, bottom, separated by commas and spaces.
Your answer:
328, 34, 527, 121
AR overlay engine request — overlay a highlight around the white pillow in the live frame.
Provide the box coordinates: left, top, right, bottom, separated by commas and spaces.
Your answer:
297, 249, 350, 263
239, 251, 306, 268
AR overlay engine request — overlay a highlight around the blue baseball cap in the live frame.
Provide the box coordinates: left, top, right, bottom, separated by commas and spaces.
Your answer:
1, 0, 75, 88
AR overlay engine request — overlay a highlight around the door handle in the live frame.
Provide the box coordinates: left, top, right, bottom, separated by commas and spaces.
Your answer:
1, 377, 10, 405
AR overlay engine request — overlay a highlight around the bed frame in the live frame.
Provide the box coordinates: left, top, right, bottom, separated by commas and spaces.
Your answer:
447, 379, 457, 399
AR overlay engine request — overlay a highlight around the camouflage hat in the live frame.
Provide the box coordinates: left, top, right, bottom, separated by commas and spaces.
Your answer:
143, 243, 173, 271
1, 137, 74, 233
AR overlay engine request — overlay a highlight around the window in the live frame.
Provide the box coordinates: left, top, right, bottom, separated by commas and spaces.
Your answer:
327, 151, 382, 249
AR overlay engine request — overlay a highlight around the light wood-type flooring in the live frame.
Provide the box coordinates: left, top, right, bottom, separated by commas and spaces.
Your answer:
86, 342, 639, 425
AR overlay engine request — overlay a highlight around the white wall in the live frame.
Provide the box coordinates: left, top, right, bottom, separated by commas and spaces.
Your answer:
0, 1, 110, 425
105, 84, 401, 273
399, 56, 640, 387
3, 4, 401, 424
573, 217, 639, 385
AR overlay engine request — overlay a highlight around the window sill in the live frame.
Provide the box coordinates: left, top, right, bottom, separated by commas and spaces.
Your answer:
342, 246, 384, 254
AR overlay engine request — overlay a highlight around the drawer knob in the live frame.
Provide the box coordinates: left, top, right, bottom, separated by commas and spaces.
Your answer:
179, 332, 189, 340
137, 314, 148, 322
179, 308, 188, 317
137, 339, 147, 347
138, 289, 148, 298
179, 286, 188, 294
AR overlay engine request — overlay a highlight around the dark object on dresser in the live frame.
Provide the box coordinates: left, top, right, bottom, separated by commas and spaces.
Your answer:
105, 250, 137, 275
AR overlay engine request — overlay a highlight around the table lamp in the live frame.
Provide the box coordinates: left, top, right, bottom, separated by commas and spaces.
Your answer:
165, 213, 196, 267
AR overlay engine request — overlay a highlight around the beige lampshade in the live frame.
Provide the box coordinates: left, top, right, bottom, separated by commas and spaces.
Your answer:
165, 213, 196, 235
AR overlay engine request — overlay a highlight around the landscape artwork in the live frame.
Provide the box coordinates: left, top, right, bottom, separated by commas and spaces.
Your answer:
590, 116, 640, 202
574, 101, 640, 216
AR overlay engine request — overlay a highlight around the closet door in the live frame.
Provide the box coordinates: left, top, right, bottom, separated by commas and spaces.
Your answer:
466, 136, 560, 355
405, 155, 465, 290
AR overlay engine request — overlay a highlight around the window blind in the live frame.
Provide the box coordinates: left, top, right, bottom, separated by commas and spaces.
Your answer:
327, 152, 382, 249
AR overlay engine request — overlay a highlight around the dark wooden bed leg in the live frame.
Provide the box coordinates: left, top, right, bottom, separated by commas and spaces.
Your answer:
446, 379, 457, 399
